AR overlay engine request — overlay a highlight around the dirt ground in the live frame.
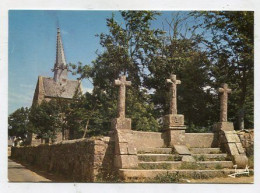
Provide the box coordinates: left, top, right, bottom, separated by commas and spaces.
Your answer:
188, 176, 254, 184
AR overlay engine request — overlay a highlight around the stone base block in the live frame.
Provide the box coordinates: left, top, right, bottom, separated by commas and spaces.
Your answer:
164, 114, 185, 127
174, 145, 191, 155
233, 155, 248, 168
182, 155, 196, 162
213, 122, 234, 132
111, 118, 131, 130
114, 155, 138, 169
164, 129, 186, 146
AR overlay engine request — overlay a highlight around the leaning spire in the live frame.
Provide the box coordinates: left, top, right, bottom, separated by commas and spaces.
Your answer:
53, 27, 68, 82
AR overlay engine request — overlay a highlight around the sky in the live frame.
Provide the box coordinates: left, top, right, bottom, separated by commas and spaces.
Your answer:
8, 10, 193, 114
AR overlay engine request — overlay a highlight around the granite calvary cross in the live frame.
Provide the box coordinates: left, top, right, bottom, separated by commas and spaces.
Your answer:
114, 75, 132, 118
166, 74, 181, 115
219, 83, 232, 122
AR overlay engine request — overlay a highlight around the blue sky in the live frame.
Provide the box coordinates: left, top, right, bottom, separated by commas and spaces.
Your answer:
9, 10, 193, 114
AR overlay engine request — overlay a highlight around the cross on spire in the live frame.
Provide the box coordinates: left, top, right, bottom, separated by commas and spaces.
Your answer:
114, 75, 131, 118
166, 74, 181, 115
53, 28, 68, 82
219, 83, 232, 122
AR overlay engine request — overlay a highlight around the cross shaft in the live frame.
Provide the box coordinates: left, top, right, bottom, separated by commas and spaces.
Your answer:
219, 83, 232, 122
166, 74, 181, 115
114, 75, 131, 118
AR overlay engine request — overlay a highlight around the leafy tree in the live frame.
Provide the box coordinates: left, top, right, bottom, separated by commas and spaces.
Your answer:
72, 11, 164, 133
29, 100, 68, 142
192, 11, 254, 129
144, 14, 215, 130
8, 107, 32, 142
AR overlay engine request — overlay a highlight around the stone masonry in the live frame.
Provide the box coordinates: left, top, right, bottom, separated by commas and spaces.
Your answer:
11, 137, 115, 182
213, 83, 248, 168
111, 75, 138, 169
163, 74, 194, 162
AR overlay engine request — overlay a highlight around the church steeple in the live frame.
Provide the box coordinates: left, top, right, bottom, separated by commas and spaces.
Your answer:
53, 28, 68, 82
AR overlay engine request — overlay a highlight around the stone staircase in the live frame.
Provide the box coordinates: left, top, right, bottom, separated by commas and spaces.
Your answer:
118, 147, 236, 181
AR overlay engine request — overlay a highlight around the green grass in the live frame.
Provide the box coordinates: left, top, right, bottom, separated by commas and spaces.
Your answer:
215, 163, 223, 170
138, 156, 157, 162
138, 163, 172, 170
178, 162, 206, 170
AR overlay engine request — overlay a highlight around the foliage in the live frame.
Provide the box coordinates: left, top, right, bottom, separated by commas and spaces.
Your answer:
29, 100, 68, 141
8, 107, 32, 141
153, 172, 180, 183
72, 11, 163, 133
192, 11, 254, 129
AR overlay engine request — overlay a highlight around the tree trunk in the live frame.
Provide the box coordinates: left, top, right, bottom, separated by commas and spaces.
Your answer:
82, 119, 90, 138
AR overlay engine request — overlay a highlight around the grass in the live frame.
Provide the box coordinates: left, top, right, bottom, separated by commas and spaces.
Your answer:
138, 156, 157, 162
138, 163, 172, 170
153, 172, 180, 183
215, 163, 223, 170
178, 162, 206, 170
194, 155, 206, 161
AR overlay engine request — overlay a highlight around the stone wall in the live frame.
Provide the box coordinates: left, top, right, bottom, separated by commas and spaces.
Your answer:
11, 137, 115, 182
132, 131, 166, 150
237, 129, 254, 156
185, 133, 219, 148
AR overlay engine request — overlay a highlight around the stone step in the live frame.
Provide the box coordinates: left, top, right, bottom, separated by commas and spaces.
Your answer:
119, 169, 252, 181
193, 153, 228, 161
138, 160, 233, 170
197, 161, 233, 169
138, 154, 182, 162
138, 147, 173, 154
190, 148, 221, 154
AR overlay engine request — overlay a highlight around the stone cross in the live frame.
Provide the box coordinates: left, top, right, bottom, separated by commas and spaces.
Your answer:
166, 74, 181, 114
219, 83, 232, 122
114, 75, 131, 118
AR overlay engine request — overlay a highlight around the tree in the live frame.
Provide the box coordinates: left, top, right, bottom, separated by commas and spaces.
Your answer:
29, 100, 68, 142
8, 107, 32, 142
192, 11, 254, 129
144, 13, 215, 131
72, 11, 163, 133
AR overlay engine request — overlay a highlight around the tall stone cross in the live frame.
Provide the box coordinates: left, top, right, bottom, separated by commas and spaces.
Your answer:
166, 74, 181, 115
219, 83, 232, 122
114, 75, 132, 118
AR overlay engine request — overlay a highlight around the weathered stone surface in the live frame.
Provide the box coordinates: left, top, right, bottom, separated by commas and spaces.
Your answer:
114, 129, 138, 169
213, 122, 234, 132
164, 114, 185, 127
236, 143, 245, 154
11, 137, 115, 182
166, 74, 181, 114
181, 155, 196, 162
185, 133, 219, 148
228, 143, 239, 155
114, 155, 138, 169
225, 133, 241, 143
132, 131, 165, 150
115, 142, 128, 155
218, 83, 232, 122
127, 145, 137, 155
114, 75, 131, 118
174, 145, 191, 155
166, 129, 186, 146
233, 155, 248, 168
111, 118, 131, 130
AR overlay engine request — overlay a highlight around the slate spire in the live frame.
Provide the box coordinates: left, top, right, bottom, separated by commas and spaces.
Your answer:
53, 28, 68, 82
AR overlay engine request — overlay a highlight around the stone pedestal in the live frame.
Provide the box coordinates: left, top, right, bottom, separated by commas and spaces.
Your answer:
214, 122, 248, 168
113, 129, 138, 169
111, 118, 131, 130
213, 122, 234, 132
163, 114, 186, 146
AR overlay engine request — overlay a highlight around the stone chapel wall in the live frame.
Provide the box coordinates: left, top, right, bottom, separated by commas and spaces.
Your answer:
11, 137, 115, 182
